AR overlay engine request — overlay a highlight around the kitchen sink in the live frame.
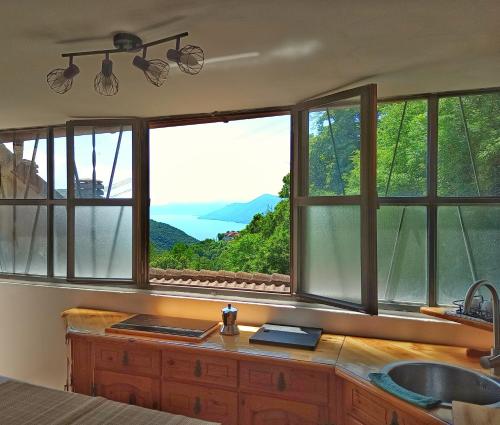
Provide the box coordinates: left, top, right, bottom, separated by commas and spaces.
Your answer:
381, 361, 500, 407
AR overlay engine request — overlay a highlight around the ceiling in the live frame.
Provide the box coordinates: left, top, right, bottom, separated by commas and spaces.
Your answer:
2, 0, 500, 129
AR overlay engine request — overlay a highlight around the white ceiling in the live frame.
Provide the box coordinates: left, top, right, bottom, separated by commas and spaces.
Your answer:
2, 0, 500, 129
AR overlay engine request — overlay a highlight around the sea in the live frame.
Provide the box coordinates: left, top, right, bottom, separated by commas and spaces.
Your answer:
151, 214, 246, 241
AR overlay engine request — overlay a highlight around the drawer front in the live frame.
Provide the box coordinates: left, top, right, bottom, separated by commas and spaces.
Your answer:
343, 380, 391, 425
94, 342, 161, 376
240, 393, 328, 425
94, 369, 160, 410
240, 361, 328, 405
163, 350, 237, 388
162, 381, 237, 425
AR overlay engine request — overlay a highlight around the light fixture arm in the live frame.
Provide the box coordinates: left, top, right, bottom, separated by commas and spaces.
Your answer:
61, 31, 189, 58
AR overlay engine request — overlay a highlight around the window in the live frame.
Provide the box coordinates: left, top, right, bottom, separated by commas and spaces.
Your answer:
148, 115, 291, 294
0, 87, 498, 312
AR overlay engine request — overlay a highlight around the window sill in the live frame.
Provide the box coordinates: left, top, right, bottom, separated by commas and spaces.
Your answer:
0, 276, 436, 322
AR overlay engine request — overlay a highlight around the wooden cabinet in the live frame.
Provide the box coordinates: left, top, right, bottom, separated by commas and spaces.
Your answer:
240, 360, 329, 405
240, 393, 329, 425
163, 350, 237, 389
338, 375, 441, 425
68, 332, 443, 425
94, 369, 160, 409
162, 381, 238, 425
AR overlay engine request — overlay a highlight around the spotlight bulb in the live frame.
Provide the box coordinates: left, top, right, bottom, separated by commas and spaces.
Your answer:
167, 45, 204, 75
94, 57, 119, 96
132, 55, 169, 87
46, 63, 80, 94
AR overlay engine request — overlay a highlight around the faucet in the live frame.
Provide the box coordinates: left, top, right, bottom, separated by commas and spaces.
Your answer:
463, 279, 500, 376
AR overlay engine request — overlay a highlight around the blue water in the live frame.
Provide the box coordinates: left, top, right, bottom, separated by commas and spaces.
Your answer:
151, 214, 247, 241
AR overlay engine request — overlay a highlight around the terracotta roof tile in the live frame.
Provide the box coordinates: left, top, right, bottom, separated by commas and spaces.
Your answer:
149, 267, 290, 293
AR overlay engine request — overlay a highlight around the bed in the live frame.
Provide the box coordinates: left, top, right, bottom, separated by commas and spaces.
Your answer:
0, 377, 218, 425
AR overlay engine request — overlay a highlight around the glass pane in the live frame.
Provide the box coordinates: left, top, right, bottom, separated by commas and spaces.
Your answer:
54, 127, 67, 199
377, 100, 427, 197
301, 205, 361, 303
307, 97, 361, 196
438, 93, 500, 196
0, 129, 48, 199
54, 205, 67, 277
378, 206, 427, 303
75, 206, 132, 279
0, 205, 47, 275
73, 125, 132, 199
437, 206, 500, 305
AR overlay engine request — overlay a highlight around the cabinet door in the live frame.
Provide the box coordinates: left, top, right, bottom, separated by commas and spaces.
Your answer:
240, 393, 328, 425
162, 381, 238, 425
94, 370, 160, 410
70, 334, 92, 395
163, 350, 237, 388
240, 361, 329, 405
94, 341, 161, 376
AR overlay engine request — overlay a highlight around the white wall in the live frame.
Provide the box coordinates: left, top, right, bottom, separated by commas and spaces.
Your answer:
0, 280, 492, 390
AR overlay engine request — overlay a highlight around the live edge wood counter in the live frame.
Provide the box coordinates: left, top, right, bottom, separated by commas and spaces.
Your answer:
62, 308, 490, 425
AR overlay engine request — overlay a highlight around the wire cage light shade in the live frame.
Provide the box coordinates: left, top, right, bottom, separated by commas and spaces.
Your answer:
94, 55, 119, 96
47, 61, 80, 94
132, 54, 169, 87
167, 44, 204, 74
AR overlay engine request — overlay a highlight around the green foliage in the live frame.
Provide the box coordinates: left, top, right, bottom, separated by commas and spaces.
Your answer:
150, 174, 291, 275
149, 219, 198, 250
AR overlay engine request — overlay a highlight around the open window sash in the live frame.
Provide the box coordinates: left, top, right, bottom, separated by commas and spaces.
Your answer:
65, 119, 149, 286
292, 84, 378, 314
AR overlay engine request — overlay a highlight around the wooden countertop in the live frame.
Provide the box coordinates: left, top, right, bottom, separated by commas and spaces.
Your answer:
62, 308, 344, 367
63, 308, 496, 425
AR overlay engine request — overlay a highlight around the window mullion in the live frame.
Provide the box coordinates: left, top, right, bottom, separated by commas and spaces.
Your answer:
427, 95, 438, 307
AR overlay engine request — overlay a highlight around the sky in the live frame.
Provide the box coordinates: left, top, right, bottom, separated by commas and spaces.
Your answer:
149, 115, 291, 204
9, 114, 290, 204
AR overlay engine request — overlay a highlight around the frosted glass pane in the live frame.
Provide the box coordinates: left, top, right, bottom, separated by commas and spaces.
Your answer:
308, 97, 361, 196
378, 206, 427, 303
75, 206, 132, 279
301, 205, 361, 303
438, 206, 500, 305
0, 205, 47, 275
54, 206, 67, 276
0, 131, 48, 199
73, 126, 132, 199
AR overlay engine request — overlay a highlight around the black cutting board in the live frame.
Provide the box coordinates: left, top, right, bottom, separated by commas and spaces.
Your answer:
249, 323, 323, 350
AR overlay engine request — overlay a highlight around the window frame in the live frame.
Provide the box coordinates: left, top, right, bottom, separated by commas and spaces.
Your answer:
0, 87, 498, 312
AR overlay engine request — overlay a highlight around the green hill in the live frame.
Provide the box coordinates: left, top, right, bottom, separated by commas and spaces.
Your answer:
150, 219, 198, 251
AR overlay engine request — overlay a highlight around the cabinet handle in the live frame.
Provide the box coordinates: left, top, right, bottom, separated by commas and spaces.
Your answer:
390, 411, 399, 425
277, 372, 286, 392
193, 396, 202, 415
194, 360, 202, 377
167, 359, 175, 366
129, 393, 136, 405
122, 351, 129, 366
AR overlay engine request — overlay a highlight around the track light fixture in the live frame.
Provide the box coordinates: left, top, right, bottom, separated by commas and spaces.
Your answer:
133, 48, 170, 87
46, 57, 80, 94
46, 31, 203, 95
94, 53, 119, 96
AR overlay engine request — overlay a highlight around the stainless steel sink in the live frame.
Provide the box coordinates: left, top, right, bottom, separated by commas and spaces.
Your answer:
381, 361, 500, 407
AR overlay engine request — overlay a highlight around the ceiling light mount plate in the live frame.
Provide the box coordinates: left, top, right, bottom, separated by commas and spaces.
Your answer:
113, 32, 143, 52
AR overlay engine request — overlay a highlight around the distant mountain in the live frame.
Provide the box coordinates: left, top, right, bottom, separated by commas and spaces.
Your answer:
149, 219, 198, 250
200, 194, 281, 224
150, 202, 228, 217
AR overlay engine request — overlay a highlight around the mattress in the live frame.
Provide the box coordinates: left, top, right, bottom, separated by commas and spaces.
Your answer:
0, 379, 218, 425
